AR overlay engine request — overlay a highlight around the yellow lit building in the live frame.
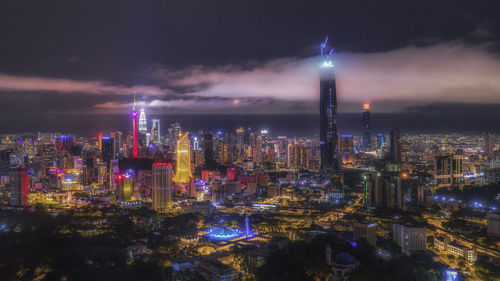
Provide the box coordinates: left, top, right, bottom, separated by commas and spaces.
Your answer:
173, 132, 193, 184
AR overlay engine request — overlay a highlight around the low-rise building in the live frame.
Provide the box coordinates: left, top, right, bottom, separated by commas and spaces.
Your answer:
247, 247, 273, 270
195, 258, 237, 281
434, 236, 477, 262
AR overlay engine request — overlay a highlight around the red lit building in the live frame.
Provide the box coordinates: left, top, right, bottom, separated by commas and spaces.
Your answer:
10, 169, 29, 206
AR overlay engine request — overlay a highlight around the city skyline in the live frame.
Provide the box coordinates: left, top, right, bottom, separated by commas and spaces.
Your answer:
1, 2, 500, 281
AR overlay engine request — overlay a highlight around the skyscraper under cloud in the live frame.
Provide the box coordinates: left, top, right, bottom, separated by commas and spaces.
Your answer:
319, 36, 338, 172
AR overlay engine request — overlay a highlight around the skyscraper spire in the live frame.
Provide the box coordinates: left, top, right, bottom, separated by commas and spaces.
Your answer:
139, 107, 147, 134
172, 131, 193, 184
131, 95, 138, 158
319, 35, 338, 173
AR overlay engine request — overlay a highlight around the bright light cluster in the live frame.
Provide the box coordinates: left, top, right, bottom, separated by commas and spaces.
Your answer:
206, 227, 241, 241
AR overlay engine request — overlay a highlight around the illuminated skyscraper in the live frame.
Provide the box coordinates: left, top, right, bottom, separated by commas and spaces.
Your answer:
361, 103, 371, 151
319, 36, 338, 172
10, 169, 29, 206
338, 135, 354, 165
97, 133, 103, 151
151, 119, 160, 144
116, 173, 133, 201
131, 96, 138, 158
376, 132, 384, 150
173, 132, 193, 183
139, 107, 147, 134
152, 162, 173, 211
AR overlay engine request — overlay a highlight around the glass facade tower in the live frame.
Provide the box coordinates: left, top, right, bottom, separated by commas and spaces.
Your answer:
319, 37, 338, 173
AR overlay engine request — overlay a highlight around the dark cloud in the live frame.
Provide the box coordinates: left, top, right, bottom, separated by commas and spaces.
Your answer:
0, 0, 498, 133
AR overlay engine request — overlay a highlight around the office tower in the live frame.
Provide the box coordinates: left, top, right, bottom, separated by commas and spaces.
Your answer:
131, 96, 139, 159
203, 132, 216, 169
393, 224, 427, 255
116, 173, 133, 201
338, 135, 354, 165
151, 119, 160, 144
434, 155, 463, 186
10, 169, 29, 206
353, 222, 377, 246
389, 128, 401, 164
487, 212, 500, 237
139, 107, 147, 134
173, 132, 193, 183
101, 136, 113, 163
484, 132, 495, 158
361, 104, 371, 151
376, 132, 384, 150
112, 131, 122, 157
152, 162, 173, 212
319, 36, 339, 173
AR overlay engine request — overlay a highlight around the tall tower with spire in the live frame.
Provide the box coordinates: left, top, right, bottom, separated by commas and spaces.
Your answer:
173, 132, 193, 184
139, 107, 147, 134
131, 95, 138, 158
319, 36, 339, 173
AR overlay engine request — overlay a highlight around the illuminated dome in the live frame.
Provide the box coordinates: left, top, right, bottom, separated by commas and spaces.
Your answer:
206, 227, 240, 241
334, 253, 356, 266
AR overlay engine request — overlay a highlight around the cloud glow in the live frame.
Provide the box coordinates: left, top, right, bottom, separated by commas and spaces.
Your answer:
1, 42, 499, 114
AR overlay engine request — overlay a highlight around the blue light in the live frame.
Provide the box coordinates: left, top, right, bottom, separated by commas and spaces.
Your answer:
446, 270, 458, 281
206, 227, 241, 241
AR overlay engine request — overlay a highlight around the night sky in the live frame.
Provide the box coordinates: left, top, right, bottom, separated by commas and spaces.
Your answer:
0, 0, 499, 135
